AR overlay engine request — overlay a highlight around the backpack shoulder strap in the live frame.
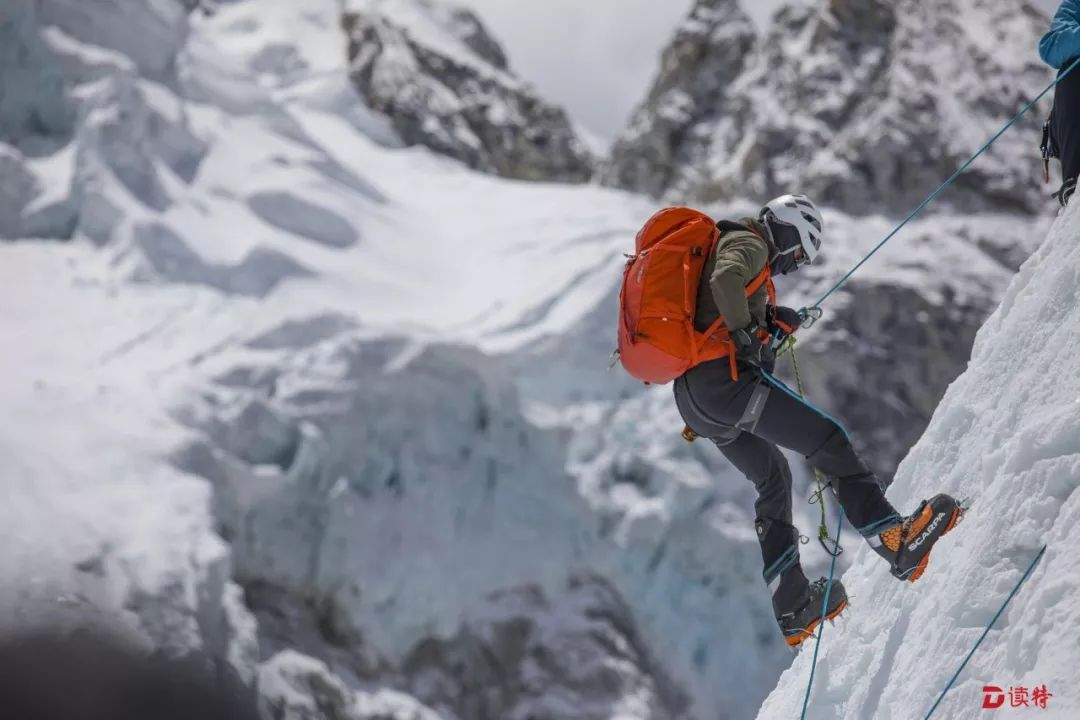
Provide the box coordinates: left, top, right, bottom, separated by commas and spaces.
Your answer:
744, 266, 772, 297
715, 219, 751, 234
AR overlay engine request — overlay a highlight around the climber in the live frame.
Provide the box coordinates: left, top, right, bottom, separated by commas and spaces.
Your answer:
1041, 0, 1080, 205
669, 195, 964, 647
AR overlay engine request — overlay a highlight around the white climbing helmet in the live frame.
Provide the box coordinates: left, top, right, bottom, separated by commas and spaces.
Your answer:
761, 193, 824, 265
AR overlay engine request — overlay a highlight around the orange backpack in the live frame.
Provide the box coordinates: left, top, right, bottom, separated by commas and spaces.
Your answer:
617, 207, 775, 385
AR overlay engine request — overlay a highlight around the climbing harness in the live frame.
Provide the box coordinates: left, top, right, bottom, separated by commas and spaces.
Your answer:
679, 335, 843, 556
923, 545, 1047, 719
678, 370, 771, 441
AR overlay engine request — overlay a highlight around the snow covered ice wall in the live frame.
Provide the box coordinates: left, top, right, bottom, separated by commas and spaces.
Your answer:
757, 205, 1080, 719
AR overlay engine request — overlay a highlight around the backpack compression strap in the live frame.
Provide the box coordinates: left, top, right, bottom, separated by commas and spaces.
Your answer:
694, 263, 773, 382
692, 220, 776, 380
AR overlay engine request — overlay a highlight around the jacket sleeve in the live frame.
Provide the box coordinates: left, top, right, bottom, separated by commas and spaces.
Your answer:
1040, 0, 1080, 69
708, 233, 769, 332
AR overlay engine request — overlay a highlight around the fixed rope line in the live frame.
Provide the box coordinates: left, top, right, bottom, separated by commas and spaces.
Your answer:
780, 58, 1072, 719
809, 54, 1080, 311
800, 488, 845, 720
923, 545, 1048, 719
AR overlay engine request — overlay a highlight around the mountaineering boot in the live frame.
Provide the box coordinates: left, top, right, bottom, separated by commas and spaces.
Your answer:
777, 577, 849, 648
873, 493, 966, 583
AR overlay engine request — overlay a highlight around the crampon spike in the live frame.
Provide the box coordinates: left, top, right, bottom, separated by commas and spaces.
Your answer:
788, 628, 818, 654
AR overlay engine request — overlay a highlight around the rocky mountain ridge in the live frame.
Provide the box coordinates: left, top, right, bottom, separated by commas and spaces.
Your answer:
343, 0, 593, 182
604, 0, 1052, 217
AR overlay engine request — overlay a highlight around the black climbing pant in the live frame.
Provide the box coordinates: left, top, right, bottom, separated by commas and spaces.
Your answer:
1051, 60, 1080, 200
673, 356, 901, 618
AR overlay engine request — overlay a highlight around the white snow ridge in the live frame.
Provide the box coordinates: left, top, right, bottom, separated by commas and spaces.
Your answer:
1, 0, 1079, 719
759, 204, 1080, 719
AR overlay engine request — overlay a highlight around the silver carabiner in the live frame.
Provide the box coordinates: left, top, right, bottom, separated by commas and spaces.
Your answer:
799, 306, 824, 329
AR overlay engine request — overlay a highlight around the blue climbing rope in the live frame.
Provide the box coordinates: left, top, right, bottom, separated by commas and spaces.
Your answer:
788, 55, 1079, 719
923, 545, 1048, 719
809, 54, 1080, 312
759, 365, 848, 717
761, 367, 849, 438
800, 506, 845, 720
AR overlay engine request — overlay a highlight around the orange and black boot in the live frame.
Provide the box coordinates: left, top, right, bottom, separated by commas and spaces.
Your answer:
778, 577, 849, 648
872, 494, 966, 583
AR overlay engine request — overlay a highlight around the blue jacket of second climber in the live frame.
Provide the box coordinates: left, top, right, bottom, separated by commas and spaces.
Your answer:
1041, 0, 1080, 70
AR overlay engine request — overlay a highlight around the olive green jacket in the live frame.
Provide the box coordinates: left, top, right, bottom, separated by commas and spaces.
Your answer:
693, 218, 772, 334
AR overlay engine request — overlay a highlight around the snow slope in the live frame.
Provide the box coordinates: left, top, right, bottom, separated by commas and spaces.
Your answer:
0, 242, 258, 672
757, 204, 1080, 719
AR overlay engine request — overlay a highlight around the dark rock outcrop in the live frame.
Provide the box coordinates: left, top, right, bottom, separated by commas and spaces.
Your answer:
344, 0, 593, 182
603, 0, 1051, 216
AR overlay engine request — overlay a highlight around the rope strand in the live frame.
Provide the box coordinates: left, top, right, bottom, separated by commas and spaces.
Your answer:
800, 500, 845, 719
772, 334, 848, 717
772, 58, 1073, 711
788, 57, 1077, 718
809, 55, 1080, 311
780, 337, 843, 556
923, 545, 1047, 719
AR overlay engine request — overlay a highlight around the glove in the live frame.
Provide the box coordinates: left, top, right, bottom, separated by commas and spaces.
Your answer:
731, 324, 775, 371
766, 304, 802, 339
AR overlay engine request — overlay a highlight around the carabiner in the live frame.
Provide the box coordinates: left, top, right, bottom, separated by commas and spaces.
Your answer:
798, 306, 824, 329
